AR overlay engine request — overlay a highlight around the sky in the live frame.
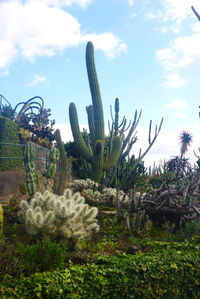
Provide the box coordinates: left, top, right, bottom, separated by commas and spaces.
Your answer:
0, 0, 200, 168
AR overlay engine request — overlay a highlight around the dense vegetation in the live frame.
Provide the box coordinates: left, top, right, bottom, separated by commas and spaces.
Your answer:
0, 41, 200, 298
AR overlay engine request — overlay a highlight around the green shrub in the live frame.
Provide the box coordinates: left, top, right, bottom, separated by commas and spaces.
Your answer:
0, 238, 22, 280
0, 117, 23, 170
1, 242, 200, 298
17, 240, 67, 276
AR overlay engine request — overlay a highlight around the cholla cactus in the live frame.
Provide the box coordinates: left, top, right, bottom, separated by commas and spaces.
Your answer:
81, 189, 102, 201
70, 179, 99, 192
101, 187, 129, 203
18, 189, 99, 242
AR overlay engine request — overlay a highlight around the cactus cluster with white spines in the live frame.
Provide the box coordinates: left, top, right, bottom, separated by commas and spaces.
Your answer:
70, 179, 99, 192
18, 189, 99, 242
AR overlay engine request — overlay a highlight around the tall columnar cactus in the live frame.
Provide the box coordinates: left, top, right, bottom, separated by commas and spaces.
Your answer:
0, 203, 3, 237
24, 142, 37, 196
43, 147, 59, 179
18, 189, 99, 242
54, 129, 68, 195
69, 42, 121, 183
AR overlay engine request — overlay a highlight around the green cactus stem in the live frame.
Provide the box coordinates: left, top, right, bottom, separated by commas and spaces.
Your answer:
43, 147, 59, 179
54, 129, 68, 195
0, 204, 3, 237
24, 142, 37, 196
69, 41, 121, 183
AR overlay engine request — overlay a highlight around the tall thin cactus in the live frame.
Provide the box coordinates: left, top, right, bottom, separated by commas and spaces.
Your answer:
54, 129, 68, 195
24, 142, 37, 196
69, 42, 121, 183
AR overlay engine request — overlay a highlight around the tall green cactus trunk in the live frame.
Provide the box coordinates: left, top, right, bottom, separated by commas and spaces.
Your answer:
24, 142, 37, 196
54, 129, 68, 195
69, 42, 121, 183
0, 203, 3, 237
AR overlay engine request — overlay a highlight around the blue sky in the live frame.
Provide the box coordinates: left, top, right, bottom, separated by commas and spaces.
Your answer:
0, 0, 199, 166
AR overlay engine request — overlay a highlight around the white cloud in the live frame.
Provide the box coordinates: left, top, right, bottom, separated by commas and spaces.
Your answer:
27, 74, 47, 86
39, 0, 92, 8
127, 0, 134, 7
161, 73, 186, 88
0, 0, 127, 73
153, 1, 200, 87
172, 111, 186, 118
165, 99, 187, 110
82, 33, 127, 58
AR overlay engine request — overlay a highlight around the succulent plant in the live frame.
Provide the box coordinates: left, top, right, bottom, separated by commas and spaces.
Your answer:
69, 42, 121, 183
0, 204, 3, 237
24, 142, 37, 196
18, 189, 99, 242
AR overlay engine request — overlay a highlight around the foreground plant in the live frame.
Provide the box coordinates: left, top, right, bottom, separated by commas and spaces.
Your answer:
18, 189, 99, 243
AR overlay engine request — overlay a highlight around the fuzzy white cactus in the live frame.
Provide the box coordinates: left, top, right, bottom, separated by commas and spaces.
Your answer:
70, 179, 99, 192
18, 189, 99, 241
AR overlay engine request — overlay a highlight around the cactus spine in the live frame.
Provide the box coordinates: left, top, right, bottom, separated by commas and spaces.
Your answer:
24, 142, 37, 196
69, 41, 121, 183
0, 204, 3, 237
54, 129, 68, 195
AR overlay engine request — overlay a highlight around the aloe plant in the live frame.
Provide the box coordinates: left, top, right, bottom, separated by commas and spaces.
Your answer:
69, 42, 121, 183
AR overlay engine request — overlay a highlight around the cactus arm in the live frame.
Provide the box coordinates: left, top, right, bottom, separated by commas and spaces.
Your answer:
69, 102, 92, 162
122, 109, 142, 152
103, 136, 121, 170
92, 140, 104, 182
86, 105, 95, 147
137, 117, 164, 163
86, 42, 105, 142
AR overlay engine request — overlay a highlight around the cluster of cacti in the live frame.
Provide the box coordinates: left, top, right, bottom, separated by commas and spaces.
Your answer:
0, 203, 3, 237
24, 142, 37, 196
43, 147, 59, 179
70, 179, 128, 204
69, 42, 121, 183
101, 187, 128, 203
123, 189, 151, 235
105, 97, 163, 190
125, 209, 150, 235
54, 129, 68, 195
70, 179, 99, 192
18, 189, 99, 242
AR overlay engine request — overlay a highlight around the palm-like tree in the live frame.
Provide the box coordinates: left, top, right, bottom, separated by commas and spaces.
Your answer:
179, 131, 193, 159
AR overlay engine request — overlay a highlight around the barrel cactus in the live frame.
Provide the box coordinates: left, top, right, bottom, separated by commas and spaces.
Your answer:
18, 189, 99, 242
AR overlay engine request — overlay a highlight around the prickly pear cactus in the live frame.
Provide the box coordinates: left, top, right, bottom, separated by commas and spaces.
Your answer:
18, 189, 99, 242
0, 204, 3, 237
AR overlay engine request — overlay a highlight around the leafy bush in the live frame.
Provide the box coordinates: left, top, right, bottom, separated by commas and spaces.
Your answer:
17, 240, 67, 276
0, 117, 23, 170
1, 242, 200, 298
0, 238, 22, 280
